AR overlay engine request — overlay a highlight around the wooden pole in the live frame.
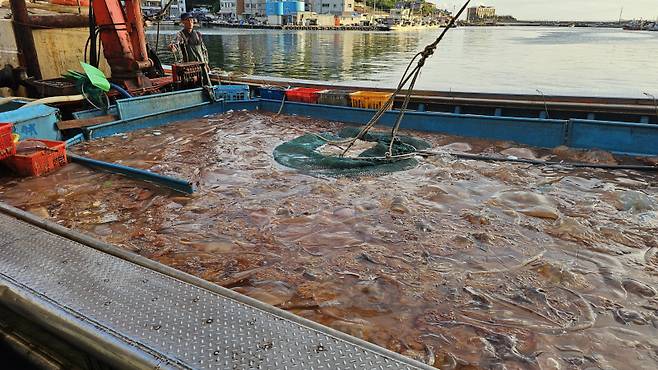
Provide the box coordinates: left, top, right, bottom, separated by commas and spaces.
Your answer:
27, 14, 89, 28
9, 0, 42, 79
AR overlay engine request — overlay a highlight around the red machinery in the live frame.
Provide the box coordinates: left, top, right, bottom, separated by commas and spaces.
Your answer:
92, 0, 173, 94
5, 0, 205, 96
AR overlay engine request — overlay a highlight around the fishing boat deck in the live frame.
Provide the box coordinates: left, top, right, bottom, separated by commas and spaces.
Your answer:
0, 205, 427, 369
1, 110, 657, 369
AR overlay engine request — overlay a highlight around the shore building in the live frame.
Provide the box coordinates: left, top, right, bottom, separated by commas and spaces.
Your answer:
219, 0, 239, 19
307, 0, 354, 16
140, 0, 186, 18
244, 0, 267, 18
467, 5, 495, 23
265, 0, 305, 25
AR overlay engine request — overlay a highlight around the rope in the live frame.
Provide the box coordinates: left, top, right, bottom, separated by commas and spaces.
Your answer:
383, 1, 471, 158
81, 80, 110, 111
329, 0, 472, 159
155, 17, 161, 52
431, 151, 658, 172
152, 0, 174, 53
144, 0, 177, 21
350, 149, 658, 172
81, 82, 102, 110
276, 93, 287, 115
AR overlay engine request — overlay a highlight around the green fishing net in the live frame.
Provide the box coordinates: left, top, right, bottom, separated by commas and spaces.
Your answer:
273, 127, 431, 177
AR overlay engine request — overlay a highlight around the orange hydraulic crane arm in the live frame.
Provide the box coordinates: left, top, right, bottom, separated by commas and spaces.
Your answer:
92, 0, 153, 84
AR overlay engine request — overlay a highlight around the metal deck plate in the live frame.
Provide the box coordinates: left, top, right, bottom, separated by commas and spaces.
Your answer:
0, 213, 424, 369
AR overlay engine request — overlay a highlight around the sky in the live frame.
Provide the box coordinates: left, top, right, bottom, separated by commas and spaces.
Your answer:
433, 0, 658, 21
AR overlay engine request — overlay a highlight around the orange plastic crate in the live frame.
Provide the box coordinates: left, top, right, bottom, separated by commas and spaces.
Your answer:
0, 123, 15, 160
3, 139, 67, 177
350, 91, 394, 110
285, 88, 324, 104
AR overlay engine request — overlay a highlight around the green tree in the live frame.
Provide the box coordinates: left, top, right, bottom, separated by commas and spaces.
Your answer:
419, 3, 436, 15
364, 0, 398, 11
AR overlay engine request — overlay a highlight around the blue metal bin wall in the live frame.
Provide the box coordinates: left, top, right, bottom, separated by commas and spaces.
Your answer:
0, 104, 61, 141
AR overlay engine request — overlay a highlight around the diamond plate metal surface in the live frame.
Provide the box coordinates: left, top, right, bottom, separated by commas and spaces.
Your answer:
0, 213, 422, 370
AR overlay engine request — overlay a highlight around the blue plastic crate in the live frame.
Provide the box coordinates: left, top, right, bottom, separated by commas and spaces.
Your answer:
257, 86, 287, 101
212, 84, 250, 101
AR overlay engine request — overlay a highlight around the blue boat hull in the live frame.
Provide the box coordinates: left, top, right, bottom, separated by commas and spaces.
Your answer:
75, 89, 658, 157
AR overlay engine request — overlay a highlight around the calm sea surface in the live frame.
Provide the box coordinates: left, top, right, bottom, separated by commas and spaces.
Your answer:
148, 26, 658, 98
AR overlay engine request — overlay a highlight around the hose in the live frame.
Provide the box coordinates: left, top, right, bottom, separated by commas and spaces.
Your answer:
109, 83, 133, 99
0, 97, 36, 106
18, 95, 85, 109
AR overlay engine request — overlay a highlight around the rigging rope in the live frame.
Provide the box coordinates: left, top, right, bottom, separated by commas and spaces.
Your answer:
144, 0, 177, 21
322, 0, 472, 160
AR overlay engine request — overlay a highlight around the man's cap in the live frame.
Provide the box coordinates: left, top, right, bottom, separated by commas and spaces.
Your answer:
180, 12, 192, 20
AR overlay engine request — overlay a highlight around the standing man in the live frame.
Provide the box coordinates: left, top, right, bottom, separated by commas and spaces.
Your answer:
169, 12, 212, 86
169, 13, 209, 65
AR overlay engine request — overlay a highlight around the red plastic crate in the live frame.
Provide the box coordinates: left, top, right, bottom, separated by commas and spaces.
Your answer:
3, 139, 67, 177
0, 123, 15, 160
285, 88, 324, 104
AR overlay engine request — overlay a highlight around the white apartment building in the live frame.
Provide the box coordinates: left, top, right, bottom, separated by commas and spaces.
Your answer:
169, 0, 186, 18
306, 0, 354, 16
219, 0, 238, 19
141, 0, 162, 16
466, 5, 495, 23
244, 0, 267, 17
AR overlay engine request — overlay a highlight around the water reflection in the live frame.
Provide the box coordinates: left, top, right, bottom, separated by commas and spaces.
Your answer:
149, 29, 422, 81
148, 26, 658, 97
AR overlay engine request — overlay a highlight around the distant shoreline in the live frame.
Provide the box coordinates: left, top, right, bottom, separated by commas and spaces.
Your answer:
464, 20, 626, 29
152, 20, 629, 31
154, 20, 389, 31
465, 23, 622, 29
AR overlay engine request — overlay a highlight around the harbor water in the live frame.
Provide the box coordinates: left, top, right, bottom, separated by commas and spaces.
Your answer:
149, 26, 658, 98
1, 111, 656, 369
